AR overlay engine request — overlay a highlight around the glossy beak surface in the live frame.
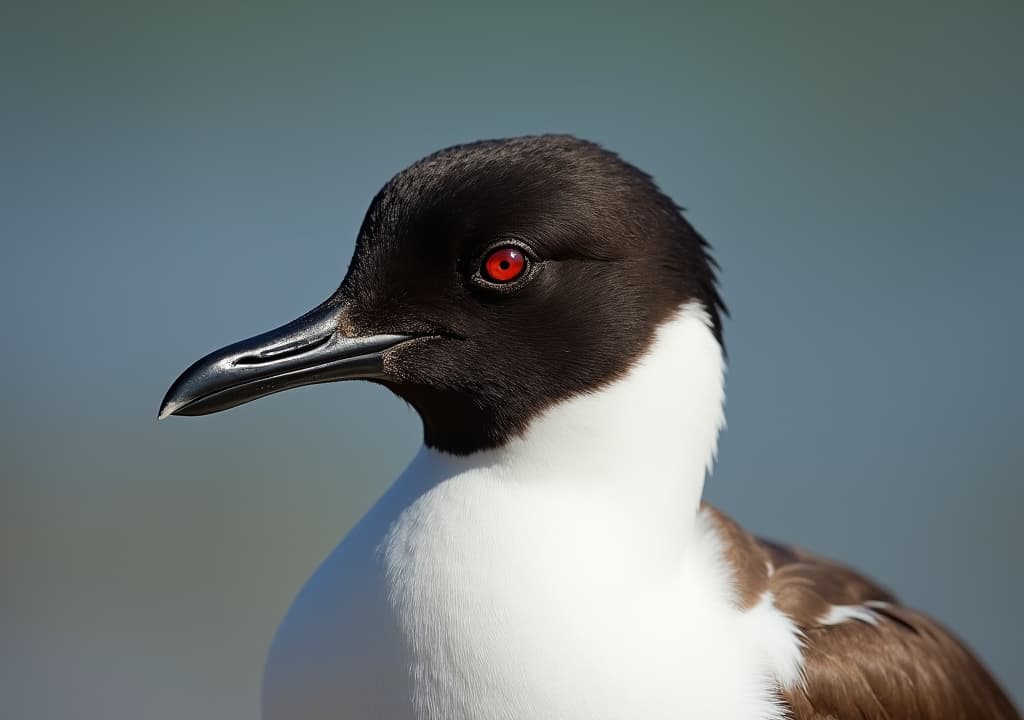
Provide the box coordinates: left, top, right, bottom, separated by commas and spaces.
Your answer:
158, 300, 411, 419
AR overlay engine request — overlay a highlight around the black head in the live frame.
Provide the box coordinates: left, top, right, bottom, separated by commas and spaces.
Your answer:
159, 135, 725, 455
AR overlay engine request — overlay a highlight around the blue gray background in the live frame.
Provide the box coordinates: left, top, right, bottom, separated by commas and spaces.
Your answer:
3, 3, 1021, 718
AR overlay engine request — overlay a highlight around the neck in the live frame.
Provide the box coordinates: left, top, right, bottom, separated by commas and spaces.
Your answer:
398, 303, 726, 555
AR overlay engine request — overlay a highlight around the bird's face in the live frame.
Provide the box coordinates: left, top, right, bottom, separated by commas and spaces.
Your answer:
160, 136, 724, 454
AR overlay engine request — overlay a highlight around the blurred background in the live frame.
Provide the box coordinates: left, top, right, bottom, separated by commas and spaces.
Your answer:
3, 2, 1022, 718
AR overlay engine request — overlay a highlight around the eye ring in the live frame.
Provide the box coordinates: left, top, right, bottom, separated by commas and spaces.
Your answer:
471, 240, 538, 292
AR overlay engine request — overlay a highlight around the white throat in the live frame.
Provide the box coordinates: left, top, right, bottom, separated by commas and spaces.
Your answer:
263, 304, 801, 720
399, 301, 725, 561
502, 300, 724, 508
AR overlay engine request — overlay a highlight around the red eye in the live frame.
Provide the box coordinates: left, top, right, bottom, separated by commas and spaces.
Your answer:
482, 246, 527, 283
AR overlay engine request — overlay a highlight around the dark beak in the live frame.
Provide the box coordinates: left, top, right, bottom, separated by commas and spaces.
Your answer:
158, 299, 411, 419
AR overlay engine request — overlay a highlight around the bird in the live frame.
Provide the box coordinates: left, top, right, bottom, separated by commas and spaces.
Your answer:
160, 135, 1019, 720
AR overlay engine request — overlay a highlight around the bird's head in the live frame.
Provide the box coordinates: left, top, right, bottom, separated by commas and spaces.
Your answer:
159, 135, 724, 455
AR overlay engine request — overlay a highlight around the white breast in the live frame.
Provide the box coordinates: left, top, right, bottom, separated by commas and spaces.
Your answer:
261, 305, 803, 720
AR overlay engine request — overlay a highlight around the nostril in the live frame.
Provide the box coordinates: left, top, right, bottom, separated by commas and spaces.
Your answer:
235, 333, 333, 365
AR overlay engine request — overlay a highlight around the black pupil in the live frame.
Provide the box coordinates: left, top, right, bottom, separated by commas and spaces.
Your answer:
499, 260, 510, 270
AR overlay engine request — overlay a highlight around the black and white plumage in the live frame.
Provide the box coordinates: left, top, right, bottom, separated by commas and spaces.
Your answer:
161, 135, 1019, 720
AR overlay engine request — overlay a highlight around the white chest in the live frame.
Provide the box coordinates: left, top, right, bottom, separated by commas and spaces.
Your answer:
262, 463, 797, 720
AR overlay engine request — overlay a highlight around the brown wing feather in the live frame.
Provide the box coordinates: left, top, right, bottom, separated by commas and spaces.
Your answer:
760, 537, 1021, 719
701, 505, 1018, 718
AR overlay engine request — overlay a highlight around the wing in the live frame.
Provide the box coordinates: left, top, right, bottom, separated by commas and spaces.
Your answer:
701, 506, 1020, 719
765, 539, 1020, 719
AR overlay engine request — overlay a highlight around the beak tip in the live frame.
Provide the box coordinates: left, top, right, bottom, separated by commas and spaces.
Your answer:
157, 397, 184, 420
